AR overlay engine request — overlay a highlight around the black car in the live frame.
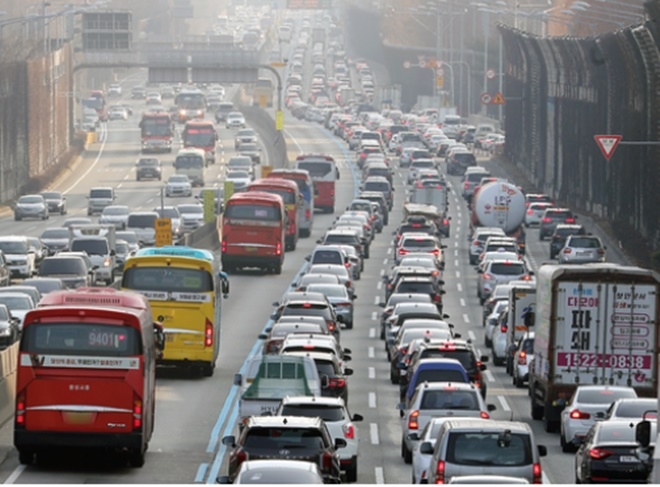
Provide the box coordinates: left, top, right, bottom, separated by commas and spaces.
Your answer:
549, 223, 587, 259
135, 157, 162, 181
40, 191, 67, 215
222, 416, 345, 483
392, 276, 445, 312
575, 420, 653, 483
359, 191, 389, 225
446, 151, 477, 175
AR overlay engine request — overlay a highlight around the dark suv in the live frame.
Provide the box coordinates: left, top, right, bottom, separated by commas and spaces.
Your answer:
539, 207, 577, 240
135, 157, 162, 181
222, 416, 345, 483
549, 223, 587, 259
407, 340, 490, 398
446, 151, 477, 176
392, 276, 445, 312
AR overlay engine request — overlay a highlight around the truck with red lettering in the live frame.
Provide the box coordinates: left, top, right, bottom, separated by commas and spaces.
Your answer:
529, 263, 660, 433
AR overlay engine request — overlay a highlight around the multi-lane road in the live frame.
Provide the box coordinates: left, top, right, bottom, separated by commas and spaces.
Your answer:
0, 42, 633, 487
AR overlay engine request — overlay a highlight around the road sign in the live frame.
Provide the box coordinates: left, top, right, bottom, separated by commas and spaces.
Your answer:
261, 165, 273, 178
486, 68, 496, 80
594, 135, 622, 160
224, 180, 235, 205
202, 189, 216, 223
436, 68, 444, 77
403, 61, 411, 69
491, 91, 505, 105
275, 110, 284, 131
480, 92, 492, 105
155, 218, 172, 247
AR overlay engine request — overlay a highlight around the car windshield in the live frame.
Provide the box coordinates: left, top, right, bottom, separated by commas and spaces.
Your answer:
577, 388, 637, 404
0, 241, 27, 253
169, 176, 189, 183
0, 296, 31, 309
308, 266, 348, 279
420, 390, 478, 409
569, 237, 601, 248
69, 239, 109, 256
19, 196, 43, 204
280, 404, 345, 422
0, 306, 8, 320
324, 234, 358, 245
612, 400, 657, 418
243, 427, 325, 450
138, 159, 159, 166
306, 284, 348, 299
41, 192, 61, 199
281, 304, 331, 319
41, 229, 69, 239
89, 189, 112, 199
40, 259, 84, 275
155, 208, 179, 218
116, 242, 129, 254
128, 215, 157, 228
228, 157, 251, 168
521, 338, 534, 354
446, 432, 532, 466
403, 238, 435, 249
415, 370, 468, 387
420, 349, 477, 374
116, 232, 139, 244
178, 205, 203, 215
548, 210, 572, 219
227, 171, 249, 179
489, 263, 526, 275
395, 281, 434, 294
311, 250, 344, 265
103, 207, 128, 216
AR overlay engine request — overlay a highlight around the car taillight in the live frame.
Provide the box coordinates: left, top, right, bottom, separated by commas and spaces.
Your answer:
527, 209, 534, 215
518, 351, 527, 364
399, 248, 408, 255
408, 410, 420, 430
335, 302, 351, 307
205, 318, 213, 347
480, 411, 490, 419
305, 209, 310, 219
345, 281, 352, 289
483, 273, 493, 280
221, 239, 227, 253
443, 219, 449, 225
432, 249, 440, 255
597, 248, 605, 254
563, 248, 572, 253
15, 391, 25, 426
235, 449, 247, 466
433, 294, 442, 303
343, 423, 355, 439
133, 395, 142, 430
541, 217, 551, 223
500, 324, 507, 333
322, 451, 333, 470
464, 182, 469, 190
521, 274, 532, 281
570, 409, 591, 420
344, 262, 351, 268
435, 460, 445, 484
276, 242, 282, 255
329, 378, 346, 388
533, 463, 542, 484
326, 321, 336, 332
588, 448, 612, 460
472, 240, 480, 246
565, 217, 575, 223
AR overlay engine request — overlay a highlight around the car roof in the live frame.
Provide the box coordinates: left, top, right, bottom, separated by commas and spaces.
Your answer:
280, 395, 346, 407
415, 380, 476, 391
282, 350, 339, 363
442, 419, 532, 433
247, 415, 324, 428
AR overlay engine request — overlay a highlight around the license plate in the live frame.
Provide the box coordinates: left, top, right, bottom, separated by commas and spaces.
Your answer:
63, 412, 95, 425
577, 252, 590, 256
245, 247, 257, 253
620, 456, 639, 463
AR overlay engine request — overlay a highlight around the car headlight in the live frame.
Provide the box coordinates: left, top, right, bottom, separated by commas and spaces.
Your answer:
103, 257, 111, 267
0, 328, 11, 336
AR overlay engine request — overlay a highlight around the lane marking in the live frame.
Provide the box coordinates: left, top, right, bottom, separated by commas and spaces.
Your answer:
369, 328, 376, 339
371, 311, 377, 321
459, 298, 466, 307
376, 281, 382, 290
382, 257, 388, 265
454, 259, 459, 267
457, 283, 463, 292
468, 331, 476, 341
368, 367, 375, 379
379, 269, 385, 276
369, 392, 377, 408
195, 464, 208, 483
368, 346, 375, 358
5, 465, 26, 484
498, 395, 512, 412
454, 249, 458, 257
463, 313, 470, 323
374, 296, 380, 305
484, 370, 495, 382
375, 467, 385, 484
370, 423, 379, 445
455, 271, 461, 278
62, 123, 109, 195
454, 241, 458, 248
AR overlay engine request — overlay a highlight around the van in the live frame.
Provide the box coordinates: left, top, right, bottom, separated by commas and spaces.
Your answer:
126, 212, 158, 246
427, 419, 548, 484
87, 187, 115, 216
174, 148, 205, 186
401, 358, 470, 403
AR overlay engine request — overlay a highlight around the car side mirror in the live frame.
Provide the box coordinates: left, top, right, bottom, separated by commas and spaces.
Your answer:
321, 375, 330, 388
352, 413, 363, 422
420, 441, 434, 454
594, 411, 606, 421
216, 476, 231, 484
538, 445, 548, 457
334, 438, 347, 449
636, 419, 652, 448
336, 315, 345, 323
342, 355, 352, 362
221, 435, 236, 448
378, 302, 385, 308
110, 249, 116, 256
233, 373, 242, 387
487, 404, 497, 412
453, 332, 462, 338
344, 367, 353, 376
258, 333, 267, 340
480, 355, 489, 363
304, 255, 310, 261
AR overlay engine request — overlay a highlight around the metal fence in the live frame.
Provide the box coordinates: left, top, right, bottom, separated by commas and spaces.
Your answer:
500, 8, 660, 259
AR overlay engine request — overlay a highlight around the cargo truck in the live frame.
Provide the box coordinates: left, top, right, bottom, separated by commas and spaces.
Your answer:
529, 263, 660, 433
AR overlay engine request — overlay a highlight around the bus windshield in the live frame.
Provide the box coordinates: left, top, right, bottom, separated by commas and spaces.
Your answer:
175, 155, 204, 169
123, 267, 213, 294
296, 161, 333, 178
184, 128, 215, 146
226, 204, 281, 221
141, 117, 171, 137
22, 323, 141, 357
176, 93, 205, 109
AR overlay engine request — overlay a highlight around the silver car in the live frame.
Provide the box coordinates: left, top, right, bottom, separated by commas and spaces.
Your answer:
306, 283, 355, 329
226, 111, 246, 128
14, 195, 49, 221
177, 204, 204, 232
557, 234, 606, 264
165, 175, 193, 197
40, 227, 70, 254
99, 205, 130, 229
225, 170, 252, 191
477, 259, 532, 305
469, 227, 506, 265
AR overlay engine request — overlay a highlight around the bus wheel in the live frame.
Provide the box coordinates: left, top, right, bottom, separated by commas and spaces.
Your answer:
18, 449, 34, 465
201, 363, 214, 377
128, 448, 145, 468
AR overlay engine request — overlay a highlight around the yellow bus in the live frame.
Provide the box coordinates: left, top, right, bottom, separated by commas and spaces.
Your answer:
120, 246, 229, 377
253, 77, 273, 108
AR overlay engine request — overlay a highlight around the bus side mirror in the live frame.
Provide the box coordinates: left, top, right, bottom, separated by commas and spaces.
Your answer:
219, 273, 230, 297
153, 322, 165, 355
636, 419, 653, 448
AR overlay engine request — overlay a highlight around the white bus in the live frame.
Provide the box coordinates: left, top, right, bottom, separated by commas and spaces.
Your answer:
174, 148, 205, 187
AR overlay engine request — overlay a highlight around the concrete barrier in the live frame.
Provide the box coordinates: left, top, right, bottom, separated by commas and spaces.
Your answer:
0, 343, 19, 427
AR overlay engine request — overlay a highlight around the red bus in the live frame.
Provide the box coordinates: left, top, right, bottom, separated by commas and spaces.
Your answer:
266, 169, 315, 238
247, 178, 300, 251
139, 111, 174, 153
182, 119, 218, 164
220, 192, 286, 275
14, 287, 164, 467
294, 154, 339, 214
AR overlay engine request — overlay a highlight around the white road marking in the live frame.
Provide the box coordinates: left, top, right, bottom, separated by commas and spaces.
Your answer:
455, 271, 461, 278
454, 249, 458, 257
374, 296, 380, 305
371, 311, 377, 321
368, 347, 375, 358
382, 258, 388, 265
370, 423, 379, 445
454, 259, 459, 267
369, 328, 376, 339
387, 247, 392, 255
380, 269, 385, 276
484, 370, 495, 383
377, 281, 382, 290
457, 210, 462, 218
468, 330, 476, 341
375, 467, 385, 484
542, 472, 550, 484
457, 219, 462, 226
368, 367, 375, 379
498, 395, 512, 412
369, 392, 377, 408
5, 465, 25, 484
457, 283, 463, 292
459, 298, 466, 307
463, 313, 470, 323
117, 183, 123, 189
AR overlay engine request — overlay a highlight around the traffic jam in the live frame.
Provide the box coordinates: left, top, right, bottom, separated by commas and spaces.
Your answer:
0, 3, 657, 486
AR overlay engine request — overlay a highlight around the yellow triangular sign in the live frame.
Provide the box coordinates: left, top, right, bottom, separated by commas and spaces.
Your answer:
491, 91, 505, 105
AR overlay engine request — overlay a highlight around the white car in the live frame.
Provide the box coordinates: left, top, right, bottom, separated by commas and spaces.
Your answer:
525, 202, 554, 227
512, 331, 534, 388
0, 292, 35, 331
484, 299, 509, 348
277, 396, 362, 483
177, 203, 204, 232
107, 84, 122, 96
559, 385, 638, 452
225, 170, 251, 191
107, 105, 128, 120
165, 175, 193, 197
411, 417, 456, 484
99, 205, 130, 229
490, 309, 509, 366
226, 111, 246, 128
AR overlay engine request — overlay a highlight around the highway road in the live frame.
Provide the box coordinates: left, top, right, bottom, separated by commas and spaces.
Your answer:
0, 21, 634, 487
